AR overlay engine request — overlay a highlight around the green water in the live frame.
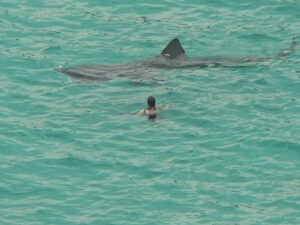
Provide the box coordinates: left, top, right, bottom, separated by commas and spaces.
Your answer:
0, 0, 299, 224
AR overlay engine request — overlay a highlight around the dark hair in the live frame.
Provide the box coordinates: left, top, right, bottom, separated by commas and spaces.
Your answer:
147, 96, 156, 108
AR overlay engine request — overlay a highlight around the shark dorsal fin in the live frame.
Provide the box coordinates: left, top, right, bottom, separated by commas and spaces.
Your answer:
161, 38, 185, 58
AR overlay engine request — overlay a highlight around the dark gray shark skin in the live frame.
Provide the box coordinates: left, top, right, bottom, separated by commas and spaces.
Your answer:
55, 37, 296, 82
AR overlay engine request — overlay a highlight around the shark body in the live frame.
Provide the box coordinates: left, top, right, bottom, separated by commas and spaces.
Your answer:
55, 37, 296, 82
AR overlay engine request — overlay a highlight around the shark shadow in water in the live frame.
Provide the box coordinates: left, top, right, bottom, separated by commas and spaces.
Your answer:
55, 37, 296, 83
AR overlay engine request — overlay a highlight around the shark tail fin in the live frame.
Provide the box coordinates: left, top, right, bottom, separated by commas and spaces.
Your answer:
161, 38, 186, 59
276, 36, 296, 58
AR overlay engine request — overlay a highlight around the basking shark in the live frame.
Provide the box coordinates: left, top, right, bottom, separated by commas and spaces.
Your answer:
55, 37, 296, 82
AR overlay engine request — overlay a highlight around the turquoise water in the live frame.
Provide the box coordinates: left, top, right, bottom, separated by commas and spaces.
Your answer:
1, 0, 299, 224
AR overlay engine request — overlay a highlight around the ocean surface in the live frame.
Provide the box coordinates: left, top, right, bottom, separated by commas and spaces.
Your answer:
0, 0, 299, 224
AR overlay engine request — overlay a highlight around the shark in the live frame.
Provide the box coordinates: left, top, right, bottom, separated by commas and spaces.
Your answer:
55, 37, 296, 83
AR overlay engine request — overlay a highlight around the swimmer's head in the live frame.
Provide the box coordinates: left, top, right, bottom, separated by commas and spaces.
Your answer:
147, 96, 156, 108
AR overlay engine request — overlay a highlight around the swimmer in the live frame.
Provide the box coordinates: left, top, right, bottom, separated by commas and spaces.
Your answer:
136, 96, 171, 120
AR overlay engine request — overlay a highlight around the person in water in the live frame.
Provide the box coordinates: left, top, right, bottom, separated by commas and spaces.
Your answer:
136, 96, 170, 120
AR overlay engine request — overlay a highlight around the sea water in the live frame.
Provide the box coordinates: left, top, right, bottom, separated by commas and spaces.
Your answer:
0, 0, 299, 224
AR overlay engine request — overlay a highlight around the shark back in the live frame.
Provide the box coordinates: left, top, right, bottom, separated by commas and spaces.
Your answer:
161, 38, 186, 59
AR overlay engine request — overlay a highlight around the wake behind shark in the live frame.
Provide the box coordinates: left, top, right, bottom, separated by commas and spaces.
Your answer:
55, 37, 296, 82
